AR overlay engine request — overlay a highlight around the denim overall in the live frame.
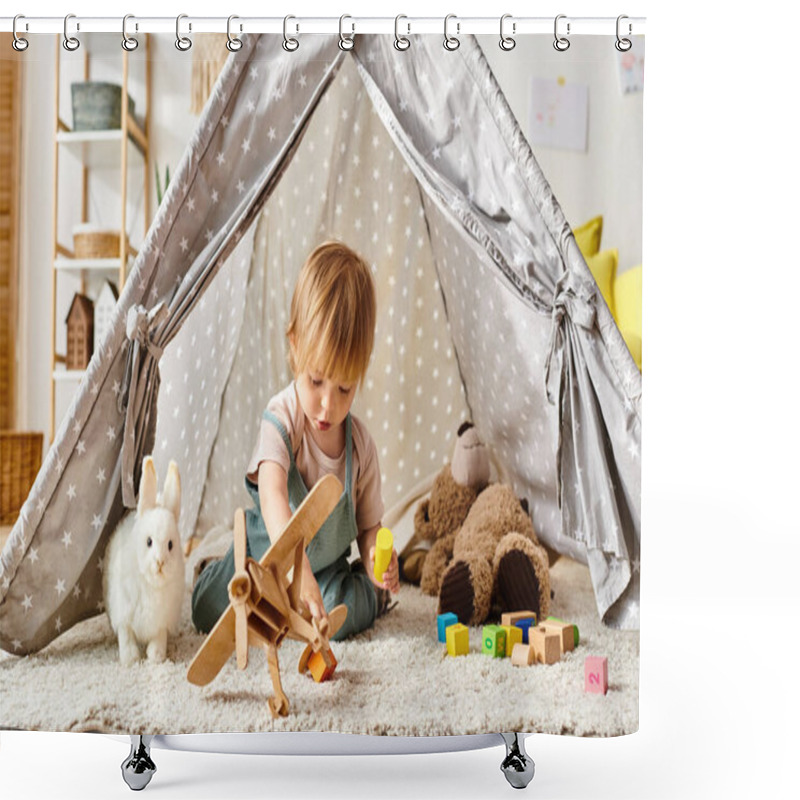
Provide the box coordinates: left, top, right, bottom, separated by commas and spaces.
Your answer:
191, 410, 377, 641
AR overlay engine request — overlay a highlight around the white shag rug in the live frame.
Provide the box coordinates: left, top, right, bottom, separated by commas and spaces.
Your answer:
0, 554, 638, 737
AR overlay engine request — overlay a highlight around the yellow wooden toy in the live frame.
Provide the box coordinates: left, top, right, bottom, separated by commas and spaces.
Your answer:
446, 623, 469, 656
373, 526, 394, 582
501, 625, 523, 656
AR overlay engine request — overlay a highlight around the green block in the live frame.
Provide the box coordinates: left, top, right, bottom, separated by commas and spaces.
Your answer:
482, 624, 506, 657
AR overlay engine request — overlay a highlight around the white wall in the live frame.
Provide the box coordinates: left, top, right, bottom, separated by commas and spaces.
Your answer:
479, 34, 644, 273
17, 35, 194, 434
17, 34, 642, 440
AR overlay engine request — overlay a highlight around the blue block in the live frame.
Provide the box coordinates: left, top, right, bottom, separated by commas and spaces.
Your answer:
515, 618, 535, 644
437, 612, 459, 643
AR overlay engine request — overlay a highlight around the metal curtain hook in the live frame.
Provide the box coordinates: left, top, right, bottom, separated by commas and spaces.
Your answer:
63, 14, 80, 51
499, 14, 516, 51
227, 15, 243, 51
615, 15, 632, 52
444, 14, 460, 51
339, 14, 355, 50
394, 15, 410, 51
283, 15, 299, 51
175, 14, 192, 51
122, 14, 139, 51
553, 14, 570, 52
12, 14, 29, 51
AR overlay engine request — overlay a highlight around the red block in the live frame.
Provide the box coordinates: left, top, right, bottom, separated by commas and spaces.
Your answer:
584, 656, 608, 695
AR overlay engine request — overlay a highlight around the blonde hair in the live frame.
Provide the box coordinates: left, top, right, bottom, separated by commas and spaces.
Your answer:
287, 241, 376, 388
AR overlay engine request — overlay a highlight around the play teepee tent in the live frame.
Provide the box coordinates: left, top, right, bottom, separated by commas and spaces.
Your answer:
0, 33, 641, 656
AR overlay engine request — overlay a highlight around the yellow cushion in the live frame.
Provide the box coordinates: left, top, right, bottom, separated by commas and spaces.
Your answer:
614, 265, 642, 370
573, 215, 603, 258
586, 248, 618, 317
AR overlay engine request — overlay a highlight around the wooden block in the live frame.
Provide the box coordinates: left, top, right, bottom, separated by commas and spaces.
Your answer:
501, 610, 537, 628
514, 618, 535, 644
308, 647, 338, 682
539, 619, 575, 654
511, 643, 535, 667
445, 622, 469, 656
481, 624, 506, 658
438, 612, 459, 643
547, 616, 580, 647
530, 626, 560, 665
501, 625, 522, 656
585, 656, 608, 694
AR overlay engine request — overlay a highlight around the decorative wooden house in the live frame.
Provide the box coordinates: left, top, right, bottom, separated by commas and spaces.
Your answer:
94, 280, 119, 354
65, 293, 94, 371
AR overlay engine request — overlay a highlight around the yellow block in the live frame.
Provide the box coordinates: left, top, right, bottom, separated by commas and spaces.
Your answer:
501, 625, 523, 657
373, 527, 394, 581
446, 623, 470, 656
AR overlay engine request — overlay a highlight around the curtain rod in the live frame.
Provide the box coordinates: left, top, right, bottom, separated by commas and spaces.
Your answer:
1, 16, 646, 37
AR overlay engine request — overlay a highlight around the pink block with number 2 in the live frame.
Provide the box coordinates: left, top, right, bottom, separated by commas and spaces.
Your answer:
585, 656, 608, 695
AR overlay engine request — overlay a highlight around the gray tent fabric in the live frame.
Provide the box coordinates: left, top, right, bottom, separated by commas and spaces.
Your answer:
0, 33, 641, 656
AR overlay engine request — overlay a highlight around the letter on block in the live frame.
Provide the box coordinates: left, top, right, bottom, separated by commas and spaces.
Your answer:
446, 623, 469, 656
437, 612, 459, 643
482, 624, 506, 657
530, 627, 560, 665
501, 624, 522, 656
308, 647, 338, 683
515, 618, 535, 644
511, 643, 535, 667
585, 656, 608, 694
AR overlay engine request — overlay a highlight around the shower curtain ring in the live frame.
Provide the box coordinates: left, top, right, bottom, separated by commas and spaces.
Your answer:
175, 14, 192, 51
227, 15, 243, 51
615, 15, 632, 52
283, 16, 299, 51
122, 15, 139, 51
339, 15, 355, 50
63, 14, 80, 51
553, 14, 570, 51
12, 15, 29, 51
499, 14, 516, 51
443, 14, 460, 51
394, 15, 411, 51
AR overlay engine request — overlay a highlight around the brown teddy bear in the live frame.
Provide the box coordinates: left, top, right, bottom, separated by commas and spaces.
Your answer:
401, 423, 551, 627
399, 422, 489, 587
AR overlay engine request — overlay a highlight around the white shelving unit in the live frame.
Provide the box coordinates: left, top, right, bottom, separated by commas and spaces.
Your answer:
49, 35, 152, 441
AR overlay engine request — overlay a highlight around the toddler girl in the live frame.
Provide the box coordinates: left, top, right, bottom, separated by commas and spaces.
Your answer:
192, 241, 399, 640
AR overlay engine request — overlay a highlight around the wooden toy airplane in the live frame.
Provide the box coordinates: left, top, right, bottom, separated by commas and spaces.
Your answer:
187, 474, 348, 718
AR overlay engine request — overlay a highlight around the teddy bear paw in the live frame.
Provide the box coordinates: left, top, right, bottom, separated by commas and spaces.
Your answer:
496, 549, 542, 620
438, 558, 492, 626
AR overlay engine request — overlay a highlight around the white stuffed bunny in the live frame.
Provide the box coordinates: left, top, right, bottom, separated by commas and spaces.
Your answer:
103, 456, 185, 666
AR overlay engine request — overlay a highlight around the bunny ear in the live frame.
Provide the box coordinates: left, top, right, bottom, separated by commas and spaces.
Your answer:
161, 461, 181, 522
138, 457, 158, 515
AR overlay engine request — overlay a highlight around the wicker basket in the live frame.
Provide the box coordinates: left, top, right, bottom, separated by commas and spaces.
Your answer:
0, 431, 43, 525
73, 226, 127, 260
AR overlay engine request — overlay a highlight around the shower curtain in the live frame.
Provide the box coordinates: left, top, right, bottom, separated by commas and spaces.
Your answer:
1, 25, 642, 739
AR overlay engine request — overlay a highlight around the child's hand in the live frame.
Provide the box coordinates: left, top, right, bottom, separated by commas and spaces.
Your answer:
301, 561, 329, 630
369, 546, 400, 594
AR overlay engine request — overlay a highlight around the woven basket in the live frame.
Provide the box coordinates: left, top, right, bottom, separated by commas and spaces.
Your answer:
0, 431, 43, 525
73, 227, 127, 260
